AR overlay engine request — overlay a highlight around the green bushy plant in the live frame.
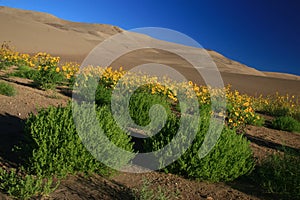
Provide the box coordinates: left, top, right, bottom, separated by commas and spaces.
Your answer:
33, 67, 64, 90
253, 152, 300, 198
292, 112, 300, 122
129, 91, 172, 127
272, 116, 300, 133
0, 81, 16, 96
270, 107, 290, 117
249, 115, 265, 127
95, 83, 112, 106
9, 65, 37, 80
144, 105, 254, 182
21, 102, 134, 177
0, 167, 58, 199
73, 74, 105, 103
31, 53, 64, 90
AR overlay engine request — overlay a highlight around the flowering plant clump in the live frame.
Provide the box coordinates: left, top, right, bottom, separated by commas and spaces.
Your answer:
0, 41, 34, 69
60, 62, 80, 85
31, 52, 64, 90
75, 66, 262, 129
252, 93, 300, 118
2, 44, 298, 129
225, 86, 264, 128
3, 44, 300, 199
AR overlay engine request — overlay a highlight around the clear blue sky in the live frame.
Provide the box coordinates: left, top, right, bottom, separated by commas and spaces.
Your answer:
1, 0, 299, 75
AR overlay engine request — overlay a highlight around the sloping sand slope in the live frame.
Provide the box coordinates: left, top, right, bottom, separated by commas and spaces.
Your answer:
0, 6, 299, 96
0, 6, 122, 56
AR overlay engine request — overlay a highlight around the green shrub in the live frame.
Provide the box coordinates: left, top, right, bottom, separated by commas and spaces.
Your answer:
74, 74, 104, 103
129, 91, 172, 127
272, 116, 300, 133
253, 153, 300, 198
270, 107, 290, 117
0, 167, 58, 199
292, 112, 300, 122
74, 76, 117, 107
0, 58, 12, 70
95, 83, 112, 106
31, 54, 64, 90
0, 81, 16, 96
144, 106, 254, 182
33, 67, 64, 90
250, 116, 265, 127
9, 65, 37, 80
21, 102, 134, 177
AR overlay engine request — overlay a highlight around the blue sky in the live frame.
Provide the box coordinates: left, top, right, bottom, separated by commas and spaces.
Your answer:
1, 0, 299, 75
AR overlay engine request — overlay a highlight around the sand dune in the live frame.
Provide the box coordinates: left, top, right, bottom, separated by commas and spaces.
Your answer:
0, 6, 122, 56
0, 6, 299, 96
263, 72, 300, 81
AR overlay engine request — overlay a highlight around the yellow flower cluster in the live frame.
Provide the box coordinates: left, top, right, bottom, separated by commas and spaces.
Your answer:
225, 86, 260, 128
251, 92, 299, 116
77, 66, 260, 128
0, 43, 34, 68
78, 66, 126, 88
5, 45, 295, 129
0, 44, 80, 83
102, 66, 126, 86
60, 62, 80, 79
31, 52, 60, 72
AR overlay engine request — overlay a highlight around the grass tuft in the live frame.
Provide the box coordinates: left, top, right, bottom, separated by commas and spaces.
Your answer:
0, 81, 17, 96
272, 116, 300, 133
252, 152, 300, 198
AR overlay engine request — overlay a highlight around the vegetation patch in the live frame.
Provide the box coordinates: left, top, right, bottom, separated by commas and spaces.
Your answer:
1, 44, 300, 199
0, 81, 17, 96
133, 179, 180, 200
271, 116, 300, 133
252, 152, 300, 199
0, 168, 58, 199
9, 65, 37, 80
144, 106, 255, 182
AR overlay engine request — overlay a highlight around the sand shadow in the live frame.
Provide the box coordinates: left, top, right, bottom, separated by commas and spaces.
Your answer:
228, 175, 289, 200
57, 86, 73, 98
0, 76, 36, 88
243, 133, 300, 156
0, 113, 26, 165
52, 174, 136, 200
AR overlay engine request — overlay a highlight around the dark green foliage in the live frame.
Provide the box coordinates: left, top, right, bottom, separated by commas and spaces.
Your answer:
269, 107, 290, 117
253, 153, 300, 198
2, 102, 134, 199
95, 83, 112, 106
0, 59, 10, 70
74, 103, 135, 169
32, 68, 65, 90
73, 74, 102, 103
0, 81, 16, 96
144, 106, 254, 182
0, 168, 58, 199
129, 91, 172, 127
250, 116, 265, 127
292, 112, 300, 122
272, 116, 300, 133
22, 102, 134, 177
